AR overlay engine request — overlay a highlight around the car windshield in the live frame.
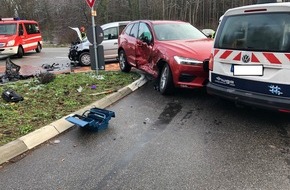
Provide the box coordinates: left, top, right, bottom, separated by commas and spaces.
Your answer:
0, 24, 17, 35
216, 13, 290, 52
153, 23, 206, 41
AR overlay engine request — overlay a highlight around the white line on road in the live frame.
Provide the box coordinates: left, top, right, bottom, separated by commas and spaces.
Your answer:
55, 57, 69, 59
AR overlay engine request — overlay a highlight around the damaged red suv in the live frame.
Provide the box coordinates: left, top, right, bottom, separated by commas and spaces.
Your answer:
118, 20, 213, 94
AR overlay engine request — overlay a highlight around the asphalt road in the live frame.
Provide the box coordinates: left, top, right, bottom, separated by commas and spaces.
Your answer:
0, 47, 70, 67
0, 78, 290, 189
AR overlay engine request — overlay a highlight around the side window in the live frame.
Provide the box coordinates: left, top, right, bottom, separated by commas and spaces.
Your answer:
124, 24, 133, 35
103, 27, 118, 40
24, 23, 40, 34
138, 23, 152, 42
119, 25, 127, 35
34, 24, 40, 33
19, 24, 24, 36
130, 23, 139, 38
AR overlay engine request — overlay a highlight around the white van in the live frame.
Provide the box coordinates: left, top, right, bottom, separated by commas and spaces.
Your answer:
68, 21, 130, 66
207, 2, 290, 112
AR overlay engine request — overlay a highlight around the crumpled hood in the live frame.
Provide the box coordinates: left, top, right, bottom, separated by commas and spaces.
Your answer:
0, 34, 16, 42
158, 38, 213, 61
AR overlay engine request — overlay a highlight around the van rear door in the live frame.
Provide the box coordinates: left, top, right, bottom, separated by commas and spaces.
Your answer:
213, 12, 290, 86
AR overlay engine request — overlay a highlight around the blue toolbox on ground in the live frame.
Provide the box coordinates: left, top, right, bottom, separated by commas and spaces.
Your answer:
65, 107, 115, 131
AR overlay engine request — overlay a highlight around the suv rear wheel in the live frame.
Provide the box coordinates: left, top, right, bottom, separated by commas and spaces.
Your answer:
79, 52, 91, 66
159, 63, 174, 95
119, 50, 131, 72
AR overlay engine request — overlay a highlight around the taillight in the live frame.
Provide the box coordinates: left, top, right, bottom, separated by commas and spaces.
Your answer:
279, 109, 290, 113
209, 53, 214, 71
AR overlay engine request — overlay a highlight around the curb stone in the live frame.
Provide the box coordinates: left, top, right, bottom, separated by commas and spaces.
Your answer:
0, 73, 148, 165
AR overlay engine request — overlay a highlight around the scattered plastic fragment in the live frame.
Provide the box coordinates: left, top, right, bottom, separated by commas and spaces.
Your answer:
77, 86, 83, 93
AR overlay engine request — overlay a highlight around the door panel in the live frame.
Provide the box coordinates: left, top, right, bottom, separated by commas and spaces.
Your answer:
135, 22, 154, 74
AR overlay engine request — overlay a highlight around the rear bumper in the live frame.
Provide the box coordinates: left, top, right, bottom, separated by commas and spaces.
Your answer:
207, 82, 290, 112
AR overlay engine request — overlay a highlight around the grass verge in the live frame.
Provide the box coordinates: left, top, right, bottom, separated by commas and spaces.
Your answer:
0, 70, 139, 146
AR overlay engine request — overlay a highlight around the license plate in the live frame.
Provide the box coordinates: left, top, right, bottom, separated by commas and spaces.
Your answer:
233, 65, 263, 76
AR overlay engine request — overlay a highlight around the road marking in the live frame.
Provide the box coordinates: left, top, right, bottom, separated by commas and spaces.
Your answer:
23, 56, 41, 58
55, 57, 69, 59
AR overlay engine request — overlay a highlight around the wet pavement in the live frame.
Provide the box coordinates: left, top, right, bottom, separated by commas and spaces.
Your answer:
0, 58, 120, 79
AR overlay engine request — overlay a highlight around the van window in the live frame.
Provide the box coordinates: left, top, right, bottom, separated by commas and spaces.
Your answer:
0, 24, 16, 35
104, 27, 118, 40
19, 24, 24, 36
24, 23, 40, 34
216, 13, 290, 52
119, 25, 127, 35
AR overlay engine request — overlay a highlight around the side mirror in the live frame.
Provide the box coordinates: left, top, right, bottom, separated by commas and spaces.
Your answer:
141, 36, 151, 45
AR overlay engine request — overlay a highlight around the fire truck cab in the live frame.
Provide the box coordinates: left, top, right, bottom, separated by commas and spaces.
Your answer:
0, 18, 42, 58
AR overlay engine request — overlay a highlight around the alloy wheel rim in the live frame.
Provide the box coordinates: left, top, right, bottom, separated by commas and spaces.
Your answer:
82, 54, 90, 65
160, 66, 168, 89
119, 53, 125, 69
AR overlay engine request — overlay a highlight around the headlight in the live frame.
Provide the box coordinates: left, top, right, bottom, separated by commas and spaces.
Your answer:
7, 40, 15, 47
174, 56, 203, 65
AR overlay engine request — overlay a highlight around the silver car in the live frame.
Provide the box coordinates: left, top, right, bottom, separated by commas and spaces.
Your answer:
68, 21, 130, 66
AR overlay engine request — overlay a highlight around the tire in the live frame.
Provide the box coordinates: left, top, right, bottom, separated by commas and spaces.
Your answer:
118, 50, 131, 72
159, 63, 174, 95
17, 46, 24, 58
35, 43, 41, 53
79, 52, 91, 66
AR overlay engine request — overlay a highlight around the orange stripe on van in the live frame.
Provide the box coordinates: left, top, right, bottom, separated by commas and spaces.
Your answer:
220, 50, 232, 59
263, 53, 281, 64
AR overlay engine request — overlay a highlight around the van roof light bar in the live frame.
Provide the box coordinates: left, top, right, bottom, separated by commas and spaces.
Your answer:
0, 17, 21, 21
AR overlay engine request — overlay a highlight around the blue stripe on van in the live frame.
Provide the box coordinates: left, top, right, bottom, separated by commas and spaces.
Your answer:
211, 73, 290, 98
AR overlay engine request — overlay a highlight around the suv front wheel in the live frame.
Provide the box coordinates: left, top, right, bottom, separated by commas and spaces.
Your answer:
159, 63, 174, 95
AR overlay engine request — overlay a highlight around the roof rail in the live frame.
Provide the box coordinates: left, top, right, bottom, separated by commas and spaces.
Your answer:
256, 0, 279, 3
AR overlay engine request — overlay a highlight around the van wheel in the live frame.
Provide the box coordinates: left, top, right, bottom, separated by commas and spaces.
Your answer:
17, 47, 24, 58
35, 43, 41, 53
118, 50, 131, 72
159, 63, 174, 95
79, 52, 91, 66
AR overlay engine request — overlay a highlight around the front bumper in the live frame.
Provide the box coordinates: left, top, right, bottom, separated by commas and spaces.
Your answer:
0, 46, 18, 55
173, 60, 209, 89
68, 48, 79, 61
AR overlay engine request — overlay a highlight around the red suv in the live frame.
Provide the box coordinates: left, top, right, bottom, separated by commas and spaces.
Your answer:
118, 20, 213, 94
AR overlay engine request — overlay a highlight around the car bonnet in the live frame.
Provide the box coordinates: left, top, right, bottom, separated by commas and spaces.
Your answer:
69, 27, 82, 41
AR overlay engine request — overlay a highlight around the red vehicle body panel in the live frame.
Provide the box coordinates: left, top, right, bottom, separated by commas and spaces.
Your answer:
119, 20, 213, 89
